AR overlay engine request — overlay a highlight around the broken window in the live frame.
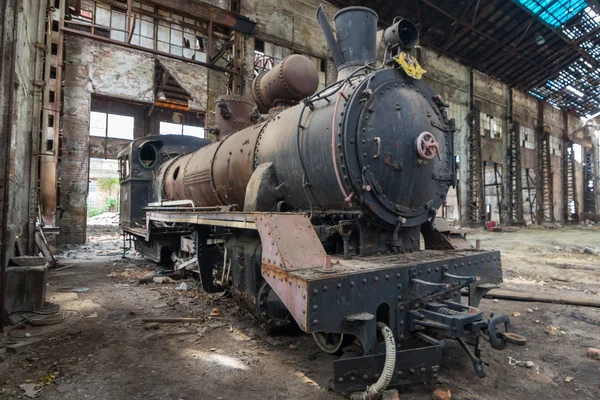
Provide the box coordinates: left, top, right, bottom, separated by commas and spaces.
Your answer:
90, 111, 134, 140
520, 126, 535, 149
480, 112, 503, 139
93, 2, 205, 58
156, 10, 206, 61
573, 143, 583, 163
549, 134, 562, 155
159, 121, 205, 138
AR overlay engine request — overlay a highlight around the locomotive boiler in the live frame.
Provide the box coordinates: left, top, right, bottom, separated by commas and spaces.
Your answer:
119, 6, 524, 396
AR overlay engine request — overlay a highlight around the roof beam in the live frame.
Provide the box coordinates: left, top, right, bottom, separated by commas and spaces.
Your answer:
437, 0, 478, 57
419, 0, 554, 77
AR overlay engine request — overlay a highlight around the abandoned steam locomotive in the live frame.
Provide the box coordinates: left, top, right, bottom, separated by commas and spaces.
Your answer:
119, 6, 524, 395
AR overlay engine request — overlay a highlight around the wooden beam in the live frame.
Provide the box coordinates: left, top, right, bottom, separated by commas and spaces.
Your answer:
465, 288, 600, 308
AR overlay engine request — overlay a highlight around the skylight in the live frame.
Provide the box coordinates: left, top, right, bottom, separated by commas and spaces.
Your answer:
514, 0, 588, 28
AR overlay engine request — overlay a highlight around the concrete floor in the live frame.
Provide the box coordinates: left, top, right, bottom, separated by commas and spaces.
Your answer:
1, 226, 600, 399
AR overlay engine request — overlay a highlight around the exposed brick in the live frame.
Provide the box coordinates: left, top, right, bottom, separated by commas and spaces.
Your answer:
432, 388, 451, 400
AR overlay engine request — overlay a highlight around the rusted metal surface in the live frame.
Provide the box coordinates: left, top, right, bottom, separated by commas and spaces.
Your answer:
262, 264, 309, 331
180, 144, 222, 205
214, 95, 256, 140
212, 125, 261, 206
255, 214, 329, 271
161, 155, 189, 201
161, 121, 265, 208
252, 54, 319, 113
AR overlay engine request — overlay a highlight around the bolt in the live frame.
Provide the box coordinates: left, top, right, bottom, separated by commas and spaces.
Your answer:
420, 367, 427, 373
313, 319, 319, 325
350, 376, 355, 382
338, 377, 344, 383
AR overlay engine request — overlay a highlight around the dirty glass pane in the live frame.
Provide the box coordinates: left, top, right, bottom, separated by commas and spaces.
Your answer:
140, 37, 154, 50
107, 115, 134, 140
90, 112, 107, 137
160, 122, 183, 135
95, 6, 110, 27
170, 45, 183, 56
141, 20, 154, 38
183, 48, 194, 59
157, 41, 169, 53
195, 51, 206, 62
110, 30, 126, 42
111, 10, 126, 30
157, 25, 169, 42
130, 35, 140, 46
171, 29, 183, 45
183, 125, 204, 138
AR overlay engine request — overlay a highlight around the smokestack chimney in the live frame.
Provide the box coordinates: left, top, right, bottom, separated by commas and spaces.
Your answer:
317, 6, 378, 79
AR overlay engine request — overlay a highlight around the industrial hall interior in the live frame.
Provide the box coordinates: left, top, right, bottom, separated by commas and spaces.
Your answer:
2, 0, 600, 399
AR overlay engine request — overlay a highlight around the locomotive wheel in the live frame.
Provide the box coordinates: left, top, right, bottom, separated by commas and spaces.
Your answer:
312, 332, 354, 355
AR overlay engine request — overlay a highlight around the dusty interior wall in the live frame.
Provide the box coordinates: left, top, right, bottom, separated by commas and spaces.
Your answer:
420, 48, 470, 224
0, 0, 45, 256
543, 103, 564, 221
241, 0, 338, 85
419, 46, 585, 225
513, 90, 538, 170
60, 35, 211, 244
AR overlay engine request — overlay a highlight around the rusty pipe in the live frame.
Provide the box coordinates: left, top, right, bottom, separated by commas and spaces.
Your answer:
213, 95, 256, 140
252, 54, 318, 113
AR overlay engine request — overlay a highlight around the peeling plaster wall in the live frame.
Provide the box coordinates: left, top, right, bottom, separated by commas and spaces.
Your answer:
59, 35, 211, 244
0, 0, 44, 256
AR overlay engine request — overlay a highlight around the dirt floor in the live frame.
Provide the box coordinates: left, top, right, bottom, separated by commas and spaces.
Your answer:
1, 225, 600, 399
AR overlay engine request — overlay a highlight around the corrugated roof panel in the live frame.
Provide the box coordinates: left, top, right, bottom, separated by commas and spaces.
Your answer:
514, 0, 588, 28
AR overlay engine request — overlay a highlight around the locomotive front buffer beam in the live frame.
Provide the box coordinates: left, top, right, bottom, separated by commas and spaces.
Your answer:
253, 214, 525, 392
